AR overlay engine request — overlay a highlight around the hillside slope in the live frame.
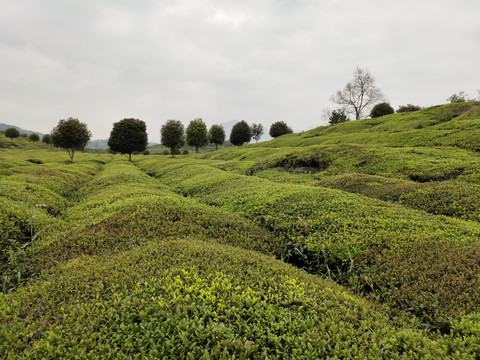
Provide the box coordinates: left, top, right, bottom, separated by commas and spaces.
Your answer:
257, 102, 480, 151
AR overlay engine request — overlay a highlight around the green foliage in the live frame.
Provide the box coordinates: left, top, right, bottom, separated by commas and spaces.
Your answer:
230, 120, 252, 146
5, 128, 20, 141
370, 102, 394, 118
209, 124, 225, 150
6, 237, 473, 358
41, 134, 51, 145
353, 241, 480, 331
108, 118, 148, 161
251, 123, 264, 142
397, 104, 422, 113
186, 118, 208, 152
28, 133, 40, 142
269, 121, 293, 138
137, 155, 480, 326
51, 117, 92, 162
161, 120, 185, 157
329, 109, 349, 125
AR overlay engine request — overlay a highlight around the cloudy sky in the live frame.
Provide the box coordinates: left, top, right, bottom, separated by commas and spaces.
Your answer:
1, 0, 479, 141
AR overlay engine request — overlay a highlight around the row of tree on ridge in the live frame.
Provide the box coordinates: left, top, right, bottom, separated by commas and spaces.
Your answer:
3, 118, 294, 162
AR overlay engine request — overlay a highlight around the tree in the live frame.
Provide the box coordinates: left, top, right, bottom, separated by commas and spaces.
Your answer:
186, 118, 208, 153
42, 134, 52, 145
5, 128, 20, 142
328, 109, 349, 125
269, 121, 293, 138
397, 104, 422, 113
447, 91, 469, 103
230, 121, 252, 146
51, 117, 91, 162
29, 133, 40, 142
331, 67, 385, 120
370, 102, 394, 118
209, 124, 225, 150
108, 118, 148, 161
161, 120, 185, 157
251, 123, 264, 143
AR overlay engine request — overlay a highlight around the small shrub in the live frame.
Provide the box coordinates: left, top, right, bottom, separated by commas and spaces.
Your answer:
397, 104, 422, 113
370, 102, 394, 118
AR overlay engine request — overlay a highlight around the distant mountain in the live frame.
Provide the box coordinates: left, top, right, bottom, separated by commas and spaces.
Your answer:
0, 123, 44, 137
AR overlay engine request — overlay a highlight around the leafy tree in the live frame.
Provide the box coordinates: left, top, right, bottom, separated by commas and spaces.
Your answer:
370, 102, 394, 118
5, 128, 20, 142
209, 124, 225, 150
186, 118, 208, 153
331, 67, 385, 119
161, 120, 185, 157
397, 104, 422, 113
28, 133, 40, 142
230, 120, 251, 146
42, 134, 52, 145
51, 117, 91, 162
269, 121, 293, 138
329, 109, 349, 125
251, 123, 264, 143
446, 91, 471, 103
108, 118, 148, 161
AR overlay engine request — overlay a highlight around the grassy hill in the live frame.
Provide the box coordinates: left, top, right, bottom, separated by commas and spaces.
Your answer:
1, 103, 480, 358
257, 102, 480, 151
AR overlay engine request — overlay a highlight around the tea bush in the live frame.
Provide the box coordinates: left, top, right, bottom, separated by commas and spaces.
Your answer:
136, 156, 480, 325
352, 241, 480, 331
2, 239, 477, 358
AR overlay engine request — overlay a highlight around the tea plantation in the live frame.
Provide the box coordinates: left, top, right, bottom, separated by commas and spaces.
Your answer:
1, 103, 480, 358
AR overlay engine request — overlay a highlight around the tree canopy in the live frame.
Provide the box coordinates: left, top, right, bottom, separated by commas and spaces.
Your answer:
331, 67, 385, 120
209, 124, 225, 150
186, 118, 208, 153
251, 123, 264, 143
328, 109, 349, 125
42, 134, 52, 145
161, 120, 185, 157
51, 117, 91, 162
230, 121, 251, 146
28, 133, 40, 142
108, 118, 148, 161
269, 121, 293, 138
370, 102, 394, 118
5, 128, 20, 141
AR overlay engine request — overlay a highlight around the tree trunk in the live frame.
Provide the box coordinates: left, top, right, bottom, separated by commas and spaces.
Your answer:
129, 153, 132, 161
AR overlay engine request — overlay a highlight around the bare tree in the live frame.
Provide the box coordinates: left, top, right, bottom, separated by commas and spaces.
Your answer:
330, 67, 385, 120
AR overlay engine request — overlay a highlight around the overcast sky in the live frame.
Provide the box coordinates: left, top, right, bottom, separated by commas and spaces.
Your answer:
1, 0, 479, 141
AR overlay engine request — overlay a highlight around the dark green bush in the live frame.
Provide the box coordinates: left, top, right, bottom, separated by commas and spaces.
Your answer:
370, 102, 394, 118
353, 241, 480, 329
269, 121, 293, 138
329, 109, 349, 125
397, 104, 422, 113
